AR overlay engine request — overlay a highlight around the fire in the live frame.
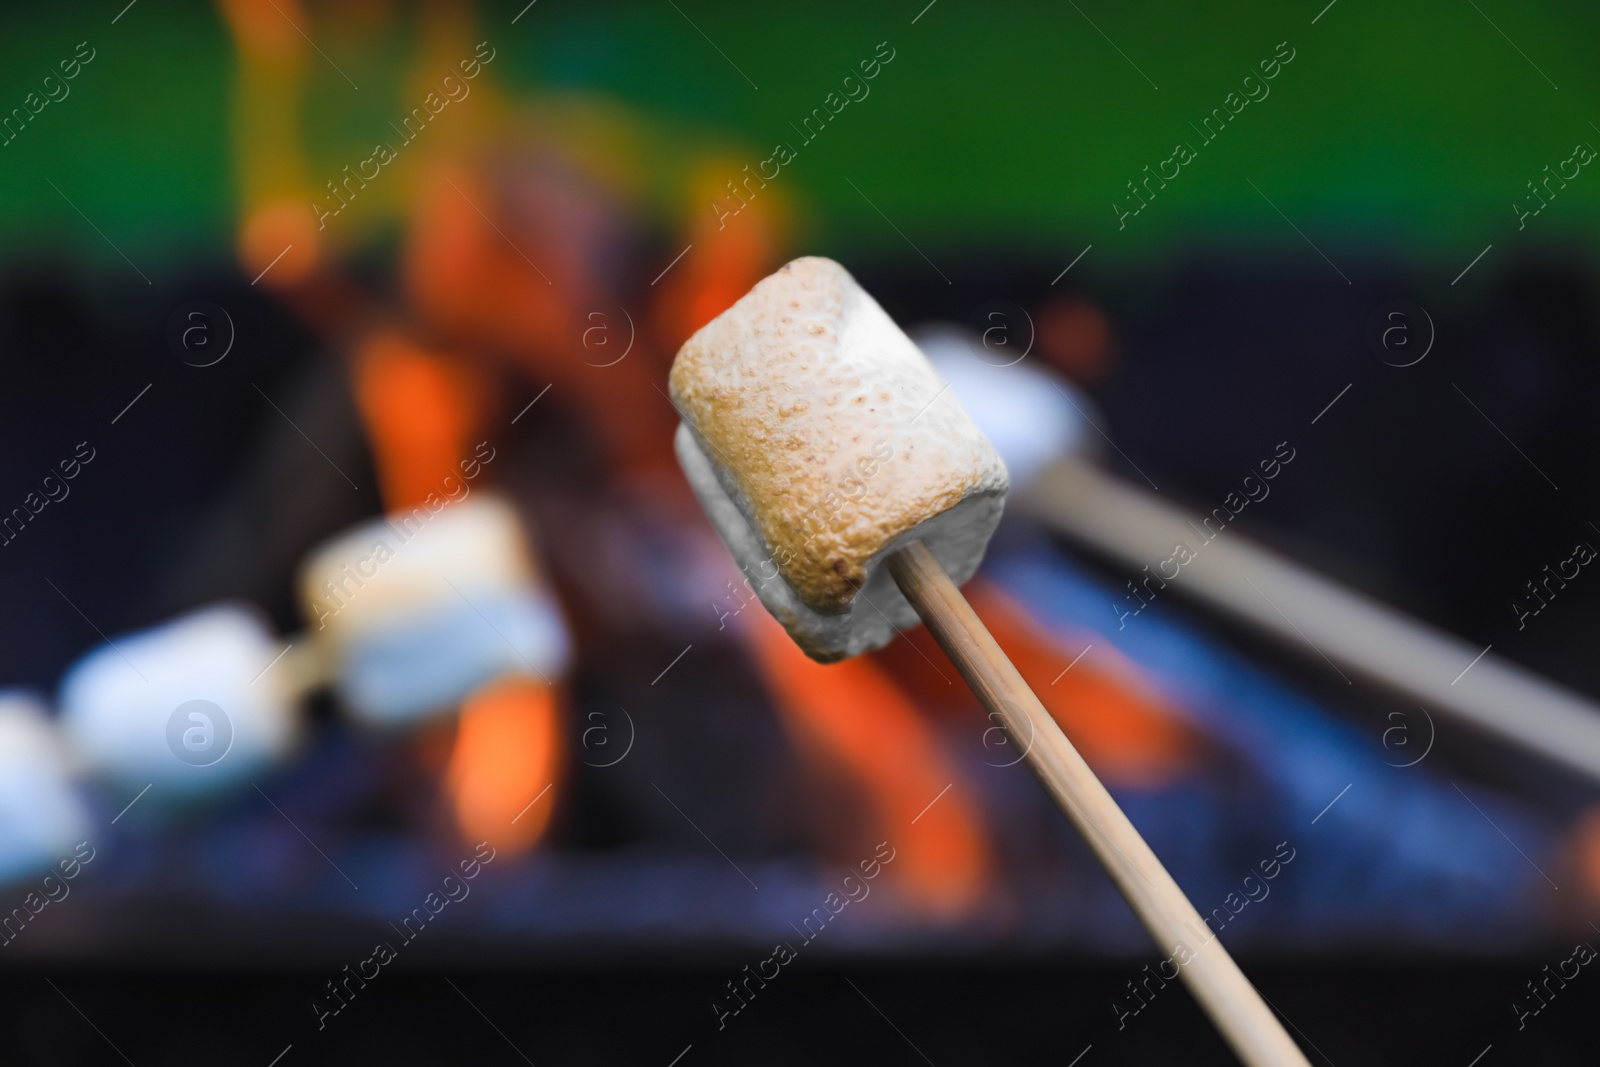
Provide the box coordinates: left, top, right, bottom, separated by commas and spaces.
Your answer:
741, 607, 993, 918
446, 676, 563, 853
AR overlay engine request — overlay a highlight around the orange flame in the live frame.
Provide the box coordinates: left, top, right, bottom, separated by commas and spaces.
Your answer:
350, 328, 484, 511
741, 609, 993, 919
935, 581, 1199, 789
446, 676, 564, 854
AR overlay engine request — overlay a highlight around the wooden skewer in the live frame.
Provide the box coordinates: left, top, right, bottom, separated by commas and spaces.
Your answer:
887, 541, 1310, 1067
1023, 457, 1600, 786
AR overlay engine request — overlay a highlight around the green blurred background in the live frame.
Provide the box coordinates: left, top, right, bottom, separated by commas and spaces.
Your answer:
2, 0, 1596, 275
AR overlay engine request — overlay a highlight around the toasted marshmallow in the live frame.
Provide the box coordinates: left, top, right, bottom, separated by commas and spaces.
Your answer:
669, 257, 1009, 661
57, 604, 299, 798
298, 494, 569, 725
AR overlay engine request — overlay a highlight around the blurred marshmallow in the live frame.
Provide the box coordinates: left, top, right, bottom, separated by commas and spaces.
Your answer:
298, 494, 569, 726
0, 692, 89, 884
913, 323, 1098, 490
57, 604, 298, 799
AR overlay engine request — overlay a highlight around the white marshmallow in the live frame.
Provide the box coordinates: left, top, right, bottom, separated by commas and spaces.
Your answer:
0, 692, 89, 884
57, 604, 298, 799
913, 323, 1097, 490
298, 494, 569, 725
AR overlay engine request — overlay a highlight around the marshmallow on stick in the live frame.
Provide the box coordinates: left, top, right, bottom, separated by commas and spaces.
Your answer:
297, 494, 569, 726
671, 256, 1008, 661
919, 323, 1600, 791
669, 257, 1310, 1067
